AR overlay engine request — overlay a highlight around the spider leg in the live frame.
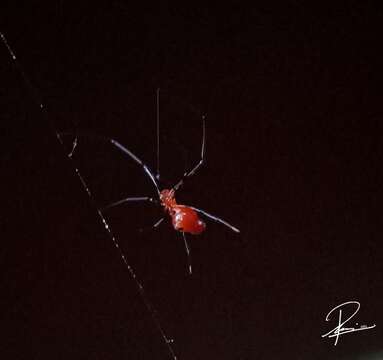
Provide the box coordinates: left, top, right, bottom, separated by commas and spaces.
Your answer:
138, 217, 165, 234
188, 205, 240, 233
58, 132, 160, 196
102, 197, 164, 234
153, 217, 165, 228
109, 139, 160, 196
182, 232, 192, 275
101, 196, 155, 211
172, 115, 206, 191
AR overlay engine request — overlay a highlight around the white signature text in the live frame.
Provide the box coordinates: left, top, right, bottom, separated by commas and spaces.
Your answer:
321, 301, 376, 345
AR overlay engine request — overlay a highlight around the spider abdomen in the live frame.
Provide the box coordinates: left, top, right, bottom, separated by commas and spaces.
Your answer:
171, 206, 206, 235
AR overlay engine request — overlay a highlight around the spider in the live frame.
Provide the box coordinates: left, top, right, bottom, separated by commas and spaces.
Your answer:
61, 89, 240, 274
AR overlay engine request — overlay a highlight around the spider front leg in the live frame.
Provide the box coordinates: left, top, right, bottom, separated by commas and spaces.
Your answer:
101, 197, 165, 233
172, 115, 206, 191
101, 196, 155, 211
57, 132, 161, 196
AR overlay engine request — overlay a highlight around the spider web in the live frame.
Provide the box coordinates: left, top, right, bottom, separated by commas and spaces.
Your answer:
1, 31, 178, 360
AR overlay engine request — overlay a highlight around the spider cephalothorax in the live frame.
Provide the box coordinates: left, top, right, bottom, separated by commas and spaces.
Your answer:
159, 189, 177, 210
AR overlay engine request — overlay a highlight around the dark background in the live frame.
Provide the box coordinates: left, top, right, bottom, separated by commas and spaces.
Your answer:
1, 2, 382, 359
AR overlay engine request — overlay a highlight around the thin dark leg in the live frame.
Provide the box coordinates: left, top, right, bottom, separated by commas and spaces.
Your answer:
182, 232, 192, 275
188, 205, 240, 233
172, 115, 206, 191
138, 217, 165, 234
58, 132, 160, 196
153, 217, 164, 228
101, 196, 155, 211
110, 139, 160, 195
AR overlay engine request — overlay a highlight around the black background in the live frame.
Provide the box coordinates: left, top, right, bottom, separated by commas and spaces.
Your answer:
1, 2, 382, 359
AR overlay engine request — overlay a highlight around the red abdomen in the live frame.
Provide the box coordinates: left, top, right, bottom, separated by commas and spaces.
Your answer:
171, 206, 206, 235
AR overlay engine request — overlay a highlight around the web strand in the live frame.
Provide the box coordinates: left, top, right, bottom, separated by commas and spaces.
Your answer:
1, 31, 177, 360
56, 135, 178, 358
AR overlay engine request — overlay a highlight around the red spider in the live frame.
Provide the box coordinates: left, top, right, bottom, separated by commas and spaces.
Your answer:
79, 89, 240, 274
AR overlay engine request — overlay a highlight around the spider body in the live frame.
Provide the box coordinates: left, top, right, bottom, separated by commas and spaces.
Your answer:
160, 189, 206, 235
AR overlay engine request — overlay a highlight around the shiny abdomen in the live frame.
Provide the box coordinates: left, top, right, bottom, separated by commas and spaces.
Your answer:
171, 206, 206, 235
